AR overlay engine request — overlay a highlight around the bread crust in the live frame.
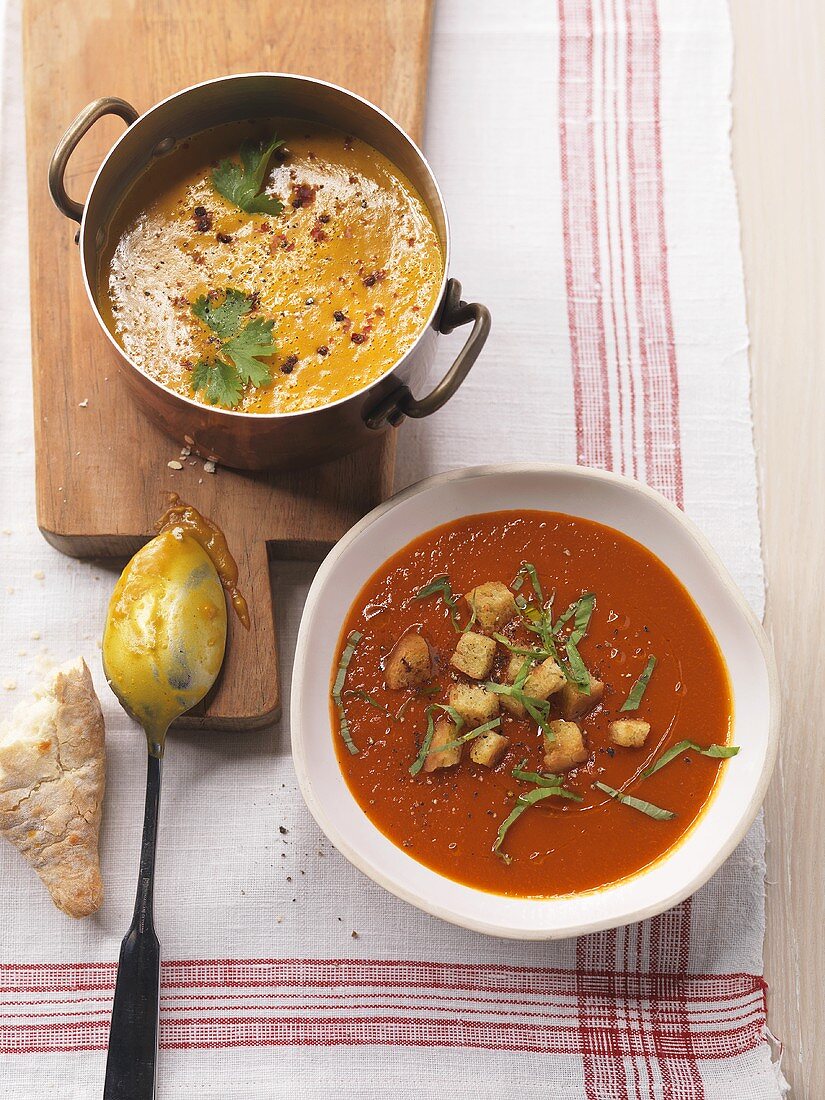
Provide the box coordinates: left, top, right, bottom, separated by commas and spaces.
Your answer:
0, 659, 106, 918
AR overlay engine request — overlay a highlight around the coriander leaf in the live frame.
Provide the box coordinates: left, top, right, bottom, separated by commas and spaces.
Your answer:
222, 317, 277, 387
331, 630, 363, 755
191, 358, 242, 408
494, 785, 583, 863
594, 780, 675, 820
642, 740, 740, 777
212, 135, 285, 215
241, 138, 281, 195
620, 655, 657, 712
191, 288, 252, 339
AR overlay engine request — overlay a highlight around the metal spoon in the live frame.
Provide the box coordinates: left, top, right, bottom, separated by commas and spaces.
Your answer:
101, 529, 228, 1099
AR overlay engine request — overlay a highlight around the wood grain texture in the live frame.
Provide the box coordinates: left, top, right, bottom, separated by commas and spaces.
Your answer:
21, 0, 434, 730
730, 2, 825, 1094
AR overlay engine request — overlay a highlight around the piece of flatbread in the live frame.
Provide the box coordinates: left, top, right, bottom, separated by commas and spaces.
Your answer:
0, 658, 106, 917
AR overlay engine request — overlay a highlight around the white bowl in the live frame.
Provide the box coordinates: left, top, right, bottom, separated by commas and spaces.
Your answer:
291, 465, 779, 939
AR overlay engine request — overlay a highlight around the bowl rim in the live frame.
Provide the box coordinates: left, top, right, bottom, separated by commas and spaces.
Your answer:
290, 463, 780, 938
79, 70, 452, 422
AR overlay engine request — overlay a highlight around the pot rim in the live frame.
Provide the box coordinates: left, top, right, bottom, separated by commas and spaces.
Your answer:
79, 71, 452, 422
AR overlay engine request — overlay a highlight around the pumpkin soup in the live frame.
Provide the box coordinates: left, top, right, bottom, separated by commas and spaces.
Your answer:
331, 510, 736, 899
98, 120, 443, 413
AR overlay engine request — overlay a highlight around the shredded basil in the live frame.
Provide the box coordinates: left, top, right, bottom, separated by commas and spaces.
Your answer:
464, 594, 478, 633
493, 634, 551, 660
408, 709, 438, 776
594, 780, 675, 821
514, 659, 532, 688
643, 739, 739, 777
331, 630, 363, 755
512, 562, 545, 606
570, 592, 596, 645
550, 592, 597, 695
395, 684, 439, 722
408, 704, 468, 775
343, 688, 386, 712
564, 641, 591, 693
551, 599, 578, 635
522, 697, 555, 741
508, 587, 596, 686
437, 716, 503, 753
511, 563, 560, 656
494, 785, 583, 863
414, 575, 475, 633
483, 679, 553, 736
620, 655, 657, 712
512, 759, 563, 788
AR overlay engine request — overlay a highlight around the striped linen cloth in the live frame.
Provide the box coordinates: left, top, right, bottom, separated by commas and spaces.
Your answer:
0, 0, 789, 1096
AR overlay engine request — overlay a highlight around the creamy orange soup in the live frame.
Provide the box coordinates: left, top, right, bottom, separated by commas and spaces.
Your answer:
98, 120, 443, 414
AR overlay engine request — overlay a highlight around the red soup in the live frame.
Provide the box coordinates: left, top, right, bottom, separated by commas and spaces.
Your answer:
330, 510, 734, 898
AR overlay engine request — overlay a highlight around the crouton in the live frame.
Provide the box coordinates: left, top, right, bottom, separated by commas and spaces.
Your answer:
448, 683, 500, 728
560, 674, 604, 720
608, 719, 651, 748
499, 654, 530, 718
464, 581, 517, 634
385, 631, 432, 690
450, 631, 496, 680
470, 730, 510, 768
543, 720, 589, 772
524, 656, 565, 701
423, 717, 462, 772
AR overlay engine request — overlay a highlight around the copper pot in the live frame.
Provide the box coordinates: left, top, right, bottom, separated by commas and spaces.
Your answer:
49, 73, 490, 471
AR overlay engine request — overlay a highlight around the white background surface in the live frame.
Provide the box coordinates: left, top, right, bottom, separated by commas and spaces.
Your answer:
0, 0, 784, 1096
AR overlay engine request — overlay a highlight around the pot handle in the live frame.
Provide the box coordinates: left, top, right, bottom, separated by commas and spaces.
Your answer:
364, 278, 491, 429
49, 97, 139, 224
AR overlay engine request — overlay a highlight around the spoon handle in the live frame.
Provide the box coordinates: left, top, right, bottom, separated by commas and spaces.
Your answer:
103, 752, 163, 1099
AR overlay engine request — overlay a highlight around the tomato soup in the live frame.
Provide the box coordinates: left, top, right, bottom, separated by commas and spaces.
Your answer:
98, 120, 442, 414
331, 511, 735, 898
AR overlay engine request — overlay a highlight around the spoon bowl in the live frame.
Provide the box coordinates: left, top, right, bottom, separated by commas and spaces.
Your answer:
103, 529, 227, 754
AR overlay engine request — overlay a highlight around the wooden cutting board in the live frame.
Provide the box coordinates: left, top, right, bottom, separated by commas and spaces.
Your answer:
22, 0, 434, 730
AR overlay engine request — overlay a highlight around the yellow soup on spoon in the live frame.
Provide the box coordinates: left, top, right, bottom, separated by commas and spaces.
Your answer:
102, 530, 227, 755
98, 120, 443, 414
